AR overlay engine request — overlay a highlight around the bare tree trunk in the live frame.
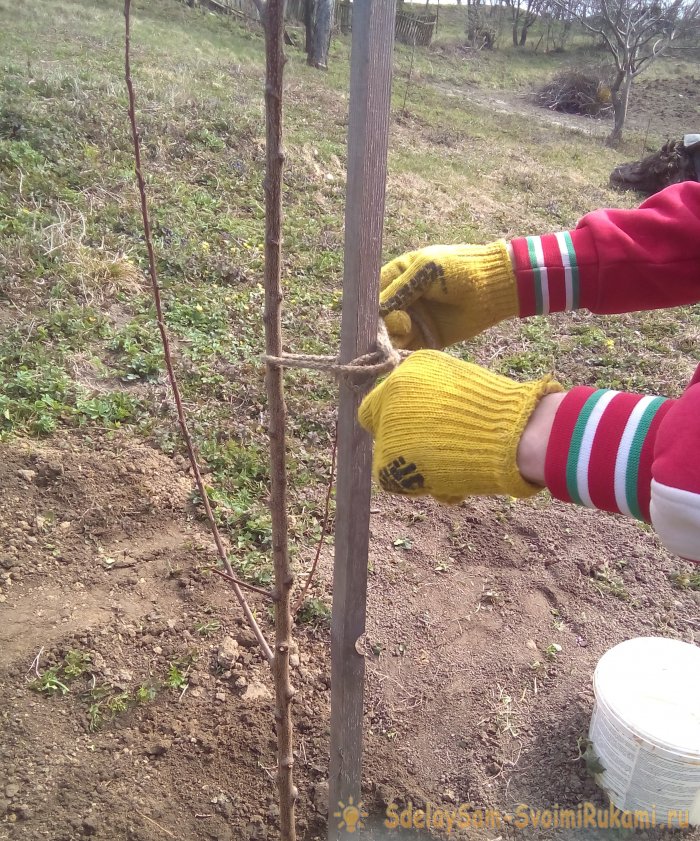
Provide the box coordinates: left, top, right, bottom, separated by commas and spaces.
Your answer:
304, 0, 314, 55
308, 0, 335, 69
607, 69, 632, 147
262, 0, 298, 836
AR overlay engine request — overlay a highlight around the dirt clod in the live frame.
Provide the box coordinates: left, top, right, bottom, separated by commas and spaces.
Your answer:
311, 781, 329, 816
216, 636, 240, 668
241, 681, 272, 703
144, 739, 171, 757
81, 817, 99, 836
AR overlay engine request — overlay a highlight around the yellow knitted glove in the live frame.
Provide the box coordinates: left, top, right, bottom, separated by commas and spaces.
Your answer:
380, 242, 518, 350
358, 351, 562, 504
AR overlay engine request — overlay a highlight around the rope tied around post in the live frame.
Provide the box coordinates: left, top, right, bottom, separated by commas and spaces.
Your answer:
264, 320, 404, 380
264, 312, 441, 381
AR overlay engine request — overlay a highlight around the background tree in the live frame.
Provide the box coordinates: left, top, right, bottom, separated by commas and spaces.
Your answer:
552, 0, 700, 145
304, 0, 335, 68
508, 0, 544, 45
466, 0, 498, 48
541, 2, 575, 50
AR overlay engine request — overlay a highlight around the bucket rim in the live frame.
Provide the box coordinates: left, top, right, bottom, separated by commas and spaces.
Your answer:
592, 637, 700, 759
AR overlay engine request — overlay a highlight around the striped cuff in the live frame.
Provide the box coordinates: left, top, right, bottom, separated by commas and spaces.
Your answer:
511, 230, 593, 317
545, 387, 673, 522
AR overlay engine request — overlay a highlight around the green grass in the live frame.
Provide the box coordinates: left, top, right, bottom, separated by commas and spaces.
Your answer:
394, 2, 699, 97
1, 0, 698, 591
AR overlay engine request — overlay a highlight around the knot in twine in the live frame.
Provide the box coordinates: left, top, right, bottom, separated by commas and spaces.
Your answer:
264, 319, 406, 382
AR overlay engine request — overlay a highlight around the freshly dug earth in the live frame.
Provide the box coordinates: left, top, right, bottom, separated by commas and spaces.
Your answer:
628, 75, 700, 140
1, 431, 699, 840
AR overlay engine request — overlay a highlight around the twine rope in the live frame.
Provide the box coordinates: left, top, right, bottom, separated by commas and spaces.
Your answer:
265, 320, 404, 380
264, 310, 439, 381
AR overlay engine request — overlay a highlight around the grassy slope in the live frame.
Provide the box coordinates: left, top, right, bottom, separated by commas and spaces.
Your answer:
398, 2, 699, 94
1, 0, 698, 587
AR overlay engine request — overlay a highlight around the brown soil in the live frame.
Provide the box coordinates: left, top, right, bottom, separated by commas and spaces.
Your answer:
1, 432, 699, 840
433, 73, 700, 146
629, 75, 700, 140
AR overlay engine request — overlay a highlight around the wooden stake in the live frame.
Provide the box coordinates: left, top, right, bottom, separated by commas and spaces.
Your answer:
327, 0, 397, 837
261, 0, 298, 838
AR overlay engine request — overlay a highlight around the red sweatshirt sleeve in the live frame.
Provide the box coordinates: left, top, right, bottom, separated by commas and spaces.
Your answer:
543, 364, 700, 563
511, 181, 700, 318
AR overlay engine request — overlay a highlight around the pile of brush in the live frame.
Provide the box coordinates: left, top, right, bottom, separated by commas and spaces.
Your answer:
535, 71, 612, 117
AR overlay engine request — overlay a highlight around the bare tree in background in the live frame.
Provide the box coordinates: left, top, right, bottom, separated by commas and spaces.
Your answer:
304, 0, 335, 68
250, 0, 335, 69
466, 0, 499, 48
552, 0, 700, 145
508, 0, 544, 45
541, 2, 575, 50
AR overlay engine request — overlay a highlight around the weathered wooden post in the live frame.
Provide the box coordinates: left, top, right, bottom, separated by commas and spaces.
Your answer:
327, 1, 397, 838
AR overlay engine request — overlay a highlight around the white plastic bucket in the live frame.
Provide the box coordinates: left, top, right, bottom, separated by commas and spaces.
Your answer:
589, 636, 700, 827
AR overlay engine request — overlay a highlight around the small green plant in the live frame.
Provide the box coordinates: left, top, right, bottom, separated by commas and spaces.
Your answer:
88, 689, 133, 730
493, 685, 518, 737
590, 563, 629, 601
30, 649, 92, 695
75, 392, 138, 426
166, 663, 188, 689
30, 665, 70, 695
62, 650, 91, 679
84, 684, 153, 731
87, 703, 102, 730
165, 653, 196, 690
230, 549, 273, 587
107, 692, 131, 715
575, 736, 606, 776
136, 683, 157, 703
107, 322, 163, 383
194, 618, 221, 637
669, 570, 700, 591
392, 537, 413, 550
296, 597, 331, 626
545, 643, 562, 661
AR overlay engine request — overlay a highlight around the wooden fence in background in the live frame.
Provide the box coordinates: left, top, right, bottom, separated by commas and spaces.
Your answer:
332, 4, 436, 43
190, 0, 437, 46
284, 0, 352, 32
196, 0, 260, 19
395, 11, 437, 45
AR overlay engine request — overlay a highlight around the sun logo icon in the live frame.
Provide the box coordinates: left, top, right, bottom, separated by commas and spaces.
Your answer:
333, 796, 368, 834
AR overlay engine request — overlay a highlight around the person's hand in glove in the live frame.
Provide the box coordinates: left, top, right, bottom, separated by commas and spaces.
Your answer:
381, 183, 700, 350
359, 350, 700, 563
358, 350, 563, 504
379, 242, 518, 350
